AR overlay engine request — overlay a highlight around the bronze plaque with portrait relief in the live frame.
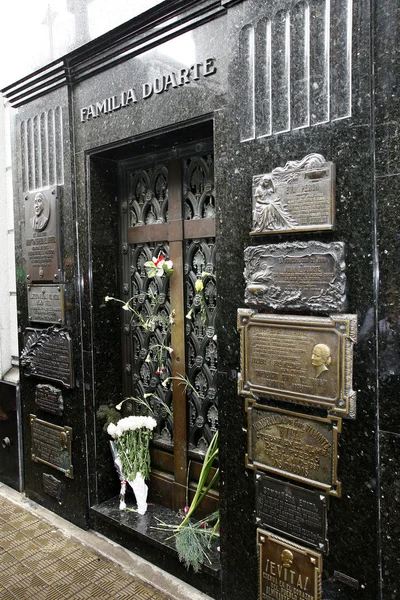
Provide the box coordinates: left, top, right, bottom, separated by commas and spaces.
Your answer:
24, 187, 62, 283
251, 153, 334, 235
246, 401, 341, 497
238, 310, 357, 418
257, 529, 322, 600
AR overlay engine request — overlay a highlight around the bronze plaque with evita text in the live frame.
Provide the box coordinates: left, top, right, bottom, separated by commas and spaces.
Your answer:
255, 474, 328, 552
251, 154, 335, 236
246, 401, 341, 497
20, 327, 74, 389
28, 284, 65, 324
24, 187, 62, 283
257, 529, 322, 600
30, 415, 73, 479
244, 241, 346, 313
238, 310, 357, 418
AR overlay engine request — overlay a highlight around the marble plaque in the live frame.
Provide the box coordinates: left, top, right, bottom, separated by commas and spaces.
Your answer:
28, 284, 65, 324
257, 529, 322, 600
246, 401, 341, 497
24, 187, 62, 283
238, 310, 357, 418
255, 475, 328, 552
251, 154, 335, 235
244, 241, 346, 312
35, 384, 64, 416
30, 415, 73, 479
21, 327, 74, 389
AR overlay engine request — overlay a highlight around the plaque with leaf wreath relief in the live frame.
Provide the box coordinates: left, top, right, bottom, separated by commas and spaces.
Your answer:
244, 241, 346, 313
20, 326, 74, 389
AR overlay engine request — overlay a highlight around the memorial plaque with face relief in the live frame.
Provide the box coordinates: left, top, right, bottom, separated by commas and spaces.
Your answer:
35, 384, 64, 416
24, 187, 62, 283
257, 529, 322, 600
28, 284, 65, 324
251, 154, 335, 236
244, 242, 346, 313
21, 327, 74, 389
30, 415, 73, 479
246, 401, 341, 497
255, 475, 328, 552
238, 310, 357, 418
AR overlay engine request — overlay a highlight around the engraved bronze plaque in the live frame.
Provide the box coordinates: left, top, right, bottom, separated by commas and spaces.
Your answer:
256, 475, 328, 552
28, 284, 65, 324
247, 401, 341, 496
30, 415, 73, 479
35, 384, 64, 416
43, 473, 63, 501
24, 187, 62, 283
21, 327, 74, 389
244, 242, 346, 312
258, 529, 322, 600
238, 310, 357, 418
251, 153, 335, 235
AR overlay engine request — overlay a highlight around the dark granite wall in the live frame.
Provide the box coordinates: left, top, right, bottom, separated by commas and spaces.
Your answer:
11, 86, 89, 529
7, 0, 399, 598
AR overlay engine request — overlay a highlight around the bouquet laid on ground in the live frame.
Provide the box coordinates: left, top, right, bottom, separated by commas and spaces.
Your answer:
155, 430, 220, 571
107, 416, 157, 515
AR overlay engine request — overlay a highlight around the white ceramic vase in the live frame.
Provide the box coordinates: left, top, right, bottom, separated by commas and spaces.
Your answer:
129, 472, 148, 515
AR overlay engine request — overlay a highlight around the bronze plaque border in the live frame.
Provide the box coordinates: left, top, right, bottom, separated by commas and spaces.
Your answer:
30, 415, 73, 479
246, 401, 342, 497
255, 474, 328, 552
27, 284, 65, 325
238, 309, 357, 418
257, 529, 322, 600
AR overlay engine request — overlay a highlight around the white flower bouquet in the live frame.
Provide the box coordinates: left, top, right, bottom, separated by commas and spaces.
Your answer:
107, 416, 157, 514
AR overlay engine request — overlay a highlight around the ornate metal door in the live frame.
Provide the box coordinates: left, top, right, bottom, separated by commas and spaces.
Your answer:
119, 139, 217, 511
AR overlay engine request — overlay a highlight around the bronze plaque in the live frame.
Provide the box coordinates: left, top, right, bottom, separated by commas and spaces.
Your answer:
251, 153, 335, 235
244, 242, 346, 312
256, 475, 328, 552
258, 529, 322, 600
43, 473, 63, 501
246, 401, 341, 496
238, 310, 357, 418
24, 187, 62, 283
35, 384, 64, 416
30, 415, 73, 479
21, 327, 74, 389
28, 284, 65, 324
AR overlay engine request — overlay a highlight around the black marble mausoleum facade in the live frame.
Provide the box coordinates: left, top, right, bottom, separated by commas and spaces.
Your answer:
2, 1, 399, 599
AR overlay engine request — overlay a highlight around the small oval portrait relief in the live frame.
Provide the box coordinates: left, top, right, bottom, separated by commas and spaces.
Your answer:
30, 191, 50, 231
280, 549, 294, 568
311, 343, 332, 377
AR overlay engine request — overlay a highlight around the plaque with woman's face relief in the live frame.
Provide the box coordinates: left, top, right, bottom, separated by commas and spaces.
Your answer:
24, 186, 62, 283
238, 310, 357, 418
251, 154, 335, 235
